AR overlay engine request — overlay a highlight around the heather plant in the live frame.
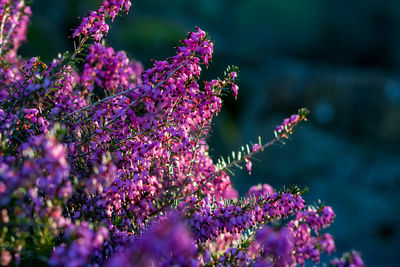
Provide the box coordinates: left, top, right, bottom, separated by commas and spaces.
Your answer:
0, 1, 365, 266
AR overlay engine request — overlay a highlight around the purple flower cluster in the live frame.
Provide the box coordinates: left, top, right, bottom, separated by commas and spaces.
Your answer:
80, 43, 143, 93
189, 192, 305, 243
0, 1, 365, 266
20, 134, 71, 200
253, 226, 295, 267
213, 245, 251, 267
50, 222, 108, 267
61, 28, 237, 239
288, 206, 336, 265
0, 133, 70, 209
106, 214, 198, 267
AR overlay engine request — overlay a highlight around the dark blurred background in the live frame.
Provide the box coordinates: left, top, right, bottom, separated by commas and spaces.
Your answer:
20, 0, 400, 266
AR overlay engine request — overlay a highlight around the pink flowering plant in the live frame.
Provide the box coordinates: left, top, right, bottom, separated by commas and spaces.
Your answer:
0, 1, 365, 266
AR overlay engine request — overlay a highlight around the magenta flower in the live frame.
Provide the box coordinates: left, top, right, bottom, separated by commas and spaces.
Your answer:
232, 84, 239, 100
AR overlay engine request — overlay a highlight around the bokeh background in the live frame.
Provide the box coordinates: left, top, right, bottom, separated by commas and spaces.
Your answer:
19, 0, 400, 266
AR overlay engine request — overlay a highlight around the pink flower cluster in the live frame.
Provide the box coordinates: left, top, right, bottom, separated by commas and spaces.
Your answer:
275, 114, 300, 135
0, 0, 31, 55
0, 1, 365, 266
73, 0, 132, 42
